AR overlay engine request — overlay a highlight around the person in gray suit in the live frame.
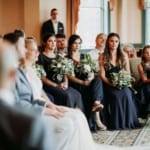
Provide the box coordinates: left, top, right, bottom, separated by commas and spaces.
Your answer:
0, 43, 53, 150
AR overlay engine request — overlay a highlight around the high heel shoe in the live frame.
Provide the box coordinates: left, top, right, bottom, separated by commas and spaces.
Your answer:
92, 103, 104, 112
97, 122, 107, 131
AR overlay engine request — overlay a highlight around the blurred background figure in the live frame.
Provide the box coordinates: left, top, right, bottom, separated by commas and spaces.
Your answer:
123, 43, 141, 83
0, 41, 53, 150
41, 8, 64, 40
122, 43, 137, 58
137, 45, 150, 119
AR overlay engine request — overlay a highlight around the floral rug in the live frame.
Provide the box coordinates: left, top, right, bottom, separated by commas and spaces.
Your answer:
92, 118, 150, 147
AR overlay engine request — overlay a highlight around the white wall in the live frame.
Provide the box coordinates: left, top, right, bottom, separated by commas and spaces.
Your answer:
111, 0, 142, 44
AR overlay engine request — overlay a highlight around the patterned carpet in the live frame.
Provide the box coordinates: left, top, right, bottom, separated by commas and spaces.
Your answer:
92, 118, 150, 147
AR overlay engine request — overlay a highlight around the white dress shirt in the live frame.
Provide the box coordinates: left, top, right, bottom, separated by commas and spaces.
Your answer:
52, 20, 58, 34
88, 48, 104, 69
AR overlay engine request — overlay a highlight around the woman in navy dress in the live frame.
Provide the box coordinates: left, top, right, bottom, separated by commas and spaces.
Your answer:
67, 34, 106, 131
37, 33, 84, 111
137, 45, 150, 118
99, 33, 140, 130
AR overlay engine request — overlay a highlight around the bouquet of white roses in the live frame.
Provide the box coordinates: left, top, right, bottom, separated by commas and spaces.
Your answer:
49, 56, 74, 83
110, 69, 134, 90
75, 54, 98, 80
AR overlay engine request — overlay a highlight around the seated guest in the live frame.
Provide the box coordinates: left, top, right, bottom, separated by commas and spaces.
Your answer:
99, 33, 140, 130
0, 42, 54, 150
25, 37, 53, 102
122, 44, 141, 83
56, 33, 68, 57
37, 33, 84, 110
88, 33, 107, 69
88, 33, 107, 130
137, 45, 150, 118
67, 34, 106, 131
122, 43, 137, 58
41, 8, 64, 39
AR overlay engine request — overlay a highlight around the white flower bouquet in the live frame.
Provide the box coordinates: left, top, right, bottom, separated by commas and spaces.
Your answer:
75, 54, 98, 80
49, 56, 74, 83
33, 64, 46, 78
110, 69, 134, 90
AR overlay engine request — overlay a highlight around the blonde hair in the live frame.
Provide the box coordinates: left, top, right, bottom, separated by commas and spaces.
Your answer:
25, 37, 37, 48
96, 33, 107, 41
122, 43, 136, 56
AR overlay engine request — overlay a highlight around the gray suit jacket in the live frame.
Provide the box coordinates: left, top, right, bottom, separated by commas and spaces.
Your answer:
0, 100, 53, 150
13, 68, 45, 114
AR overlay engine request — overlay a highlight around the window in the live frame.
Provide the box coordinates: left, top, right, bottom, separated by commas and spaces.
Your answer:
76, 0, 109, 49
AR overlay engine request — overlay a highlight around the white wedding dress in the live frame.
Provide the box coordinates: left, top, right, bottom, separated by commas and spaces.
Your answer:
26, 66, 150, 150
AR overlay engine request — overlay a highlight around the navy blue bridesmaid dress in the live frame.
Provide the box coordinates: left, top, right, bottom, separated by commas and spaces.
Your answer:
103, 64, 140, 130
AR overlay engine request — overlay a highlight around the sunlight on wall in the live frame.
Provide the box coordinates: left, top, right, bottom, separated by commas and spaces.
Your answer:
111, 0, 142, 44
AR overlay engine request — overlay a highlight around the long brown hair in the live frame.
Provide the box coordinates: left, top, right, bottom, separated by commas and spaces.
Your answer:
103, 32, 125, 69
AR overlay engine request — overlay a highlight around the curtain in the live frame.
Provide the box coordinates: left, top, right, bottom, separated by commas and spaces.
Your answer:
67, 0, 80, 37
139, 0, 145, 10
108, 0, 115, 11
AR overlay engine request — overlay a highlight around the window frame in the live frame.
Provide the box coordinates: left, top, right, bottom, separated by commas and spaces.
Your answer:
144, 0, 150, 45
76, 0, 109, 52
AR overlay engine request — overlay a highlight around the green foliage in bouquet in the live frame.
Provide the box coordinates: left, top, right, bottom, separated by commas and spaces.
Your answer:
33, 64, 46, 78
110, 69, 134, 90
49, 57, 74, 82
75, 53, 98, 80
